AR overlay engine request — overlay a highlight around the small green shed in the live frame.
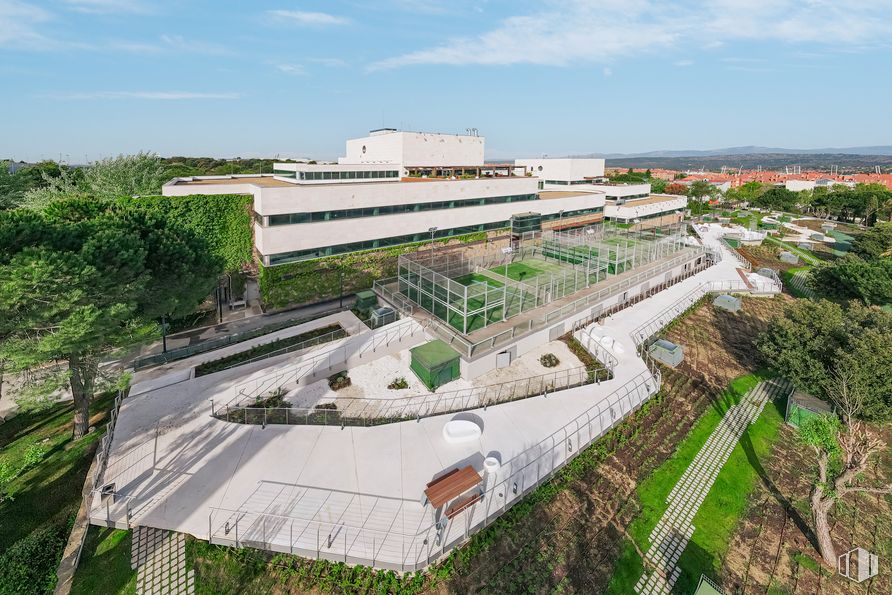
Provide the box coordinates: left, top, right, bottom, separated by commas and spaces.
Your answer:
785, 390, 833, 428
355, 290, 378, 311
410, 340, 461, 390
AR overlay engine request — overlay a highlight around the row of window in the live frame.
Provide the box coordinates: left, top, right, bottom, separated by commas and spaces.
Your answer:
272, 169, 400, 181
262, 193, 539, 226
265, 206, 607, 265
611, 210, 681, 223
267, 221, 510, 265
543, 180, 596, 186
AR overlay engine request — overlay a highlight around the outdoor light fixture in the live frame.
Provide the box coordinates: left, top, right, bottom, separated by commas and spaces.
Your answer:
512, 482, 518, 494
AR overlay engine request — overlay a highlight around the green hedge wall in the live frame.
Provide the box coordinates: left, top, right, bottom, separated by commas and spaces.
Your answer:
118, 194, 253, 272
259, 231, 494, 309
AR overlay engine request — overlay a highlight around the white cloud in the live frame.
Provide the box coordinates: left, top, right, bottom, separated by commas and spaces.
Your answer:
674, 59, 694, 67
158, 34, 229, 55
308, 57, 348, 67
267, 9, 350, 26
60, 0, 151, 14
369, 0, 892, 70
0, 0, 58, 50
109, 34, 230, 55
602, 66, 613, 76
276, 63, 307, 75
40, 91, 241, 100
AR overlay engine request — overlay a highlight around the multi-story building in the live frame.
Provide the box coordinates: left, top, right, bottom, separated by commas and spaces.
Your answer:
163, 130, 606, 266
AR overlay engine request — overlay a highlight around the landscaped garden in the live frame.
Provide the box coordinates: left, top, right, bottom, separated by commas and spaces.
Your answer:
194, 323, 344, 376
0, 392, 116, 594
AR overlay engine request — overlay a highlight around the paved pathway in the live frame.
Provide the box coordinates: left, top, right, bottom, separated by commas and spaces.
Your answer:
132, 526, 194, 595
634, 378, 792, 595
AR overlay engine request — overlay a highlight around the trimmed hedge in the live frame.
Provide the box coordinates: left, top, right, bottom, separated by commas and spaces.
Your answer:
0, 521, 69, 595
258, 230, 495, 309
119, 193, 253, 272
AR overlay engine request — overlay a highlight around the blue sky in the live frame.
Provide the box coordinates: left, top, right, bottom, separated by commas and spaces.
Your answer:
2, 0, 891, 162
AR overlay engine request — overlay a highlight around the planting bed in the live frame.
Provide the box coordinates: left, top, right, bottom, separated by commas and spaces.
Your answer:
194, 324, 344, 376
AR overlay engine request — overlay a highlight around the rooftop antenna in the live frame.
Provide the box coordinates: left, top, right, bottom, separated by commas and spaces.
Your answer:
876, 165, 881, 175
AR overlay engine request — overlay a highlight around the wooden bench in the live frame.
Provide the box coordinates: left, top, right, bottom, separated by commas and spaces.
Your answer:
445, 492, 482, 519
424, 465, 482, 509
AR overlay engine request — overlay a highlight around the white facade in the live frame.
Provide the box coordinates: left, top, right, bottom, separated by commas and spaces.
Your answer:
340, 129, 485, 167
604, 194, 688, 224
515, 158, 605, 183
161, 132, 618, 266
590, 183, 651, 201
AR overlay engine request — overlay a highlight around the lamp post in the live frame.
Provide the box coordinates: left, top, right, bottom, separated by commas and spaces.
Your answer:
558, 209, 565, 231
428, 227, 438, 266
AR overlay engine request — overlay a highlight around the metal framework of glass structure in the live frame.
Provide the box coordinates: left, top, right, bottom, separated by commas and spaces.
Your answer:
397, 221, 688, 336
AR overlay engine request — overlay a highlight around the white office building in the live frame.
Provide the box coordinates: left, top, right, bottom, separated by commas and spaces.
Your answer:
163, 131, 607, 266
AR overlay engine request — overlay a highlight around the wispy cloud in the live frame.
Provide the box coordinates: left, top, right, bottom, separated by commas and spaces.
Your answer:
109, 34, 230, 55
674, 59, 694, 67
308, 57, 348, 67
276, 63, 307, 76
267, 9, 350, 26
60, 0, 151, 14
0, 0, 60, 50
39, 91, 241, 100
369, 0, 892, 70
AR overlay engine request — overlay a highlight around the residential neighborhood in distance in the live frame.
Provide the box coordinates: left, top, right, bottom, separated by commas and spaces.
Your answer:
1, 2, 890, 595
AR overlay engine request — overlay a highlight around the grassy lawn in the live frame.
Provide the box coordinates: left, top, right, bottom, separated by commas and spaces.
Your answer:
764, 236, 821, 265
608, 371, 786, 594
70, 527, 136, 594
194, 323, 344, 377
0, 392, 115, 593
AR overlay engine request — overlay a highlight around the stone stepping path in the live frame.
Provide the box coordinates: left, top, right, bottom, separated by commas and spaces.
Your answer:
132, 526, 194, 595
788, 270, 816, 298
634, 378, 792, 595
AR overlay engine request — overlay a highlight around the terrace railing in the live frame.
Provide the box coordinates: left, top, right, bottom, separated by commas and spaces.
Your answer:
204, 368, 661, 572
629, 277, 782, 350
199, 318, 376, 375
225, 318, 425, 409
91, 389, 125, 491
133, 305, 349, 370
213, 356, 616, 427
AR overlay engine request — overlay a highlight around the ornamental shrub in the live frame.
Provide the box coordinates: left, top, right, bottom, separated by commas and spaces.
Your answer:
539, 353, 560, 368
0, 522, 69, 594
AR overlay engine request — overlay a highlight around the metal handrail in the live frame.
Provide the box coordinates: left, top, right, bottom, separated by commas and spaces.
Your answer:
201, 367, 661, 572
214, 358, 615, 427
198, 319, 376, 375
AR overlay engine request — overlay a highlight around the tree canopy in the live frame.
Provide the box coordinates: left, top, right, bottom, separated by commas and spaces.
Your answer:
22, 153, 170, 210
0, 198, 221, 436
757, 299, 892, 422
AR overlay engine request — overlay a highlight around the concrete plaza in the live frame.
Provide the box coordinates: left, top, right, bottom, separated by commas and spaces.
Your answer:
90, 224, 780, 571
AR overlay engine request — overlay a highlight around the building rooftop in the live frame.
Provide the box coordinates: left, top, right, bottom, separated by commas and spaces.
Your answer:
172, 175, 296, 188
538, 190, 600, 200
609, 194, 686, 206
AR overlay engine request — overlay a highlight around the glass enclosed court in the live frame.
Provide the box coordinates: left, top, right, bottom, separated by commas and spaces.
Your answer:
396, 222, 687, 335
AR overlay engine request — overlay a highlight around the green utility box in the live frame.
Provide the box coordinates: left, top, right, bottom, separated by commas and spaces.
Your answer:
355, 290, 378, 311
410, 340, 461, 390
785, 390, 832, 428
